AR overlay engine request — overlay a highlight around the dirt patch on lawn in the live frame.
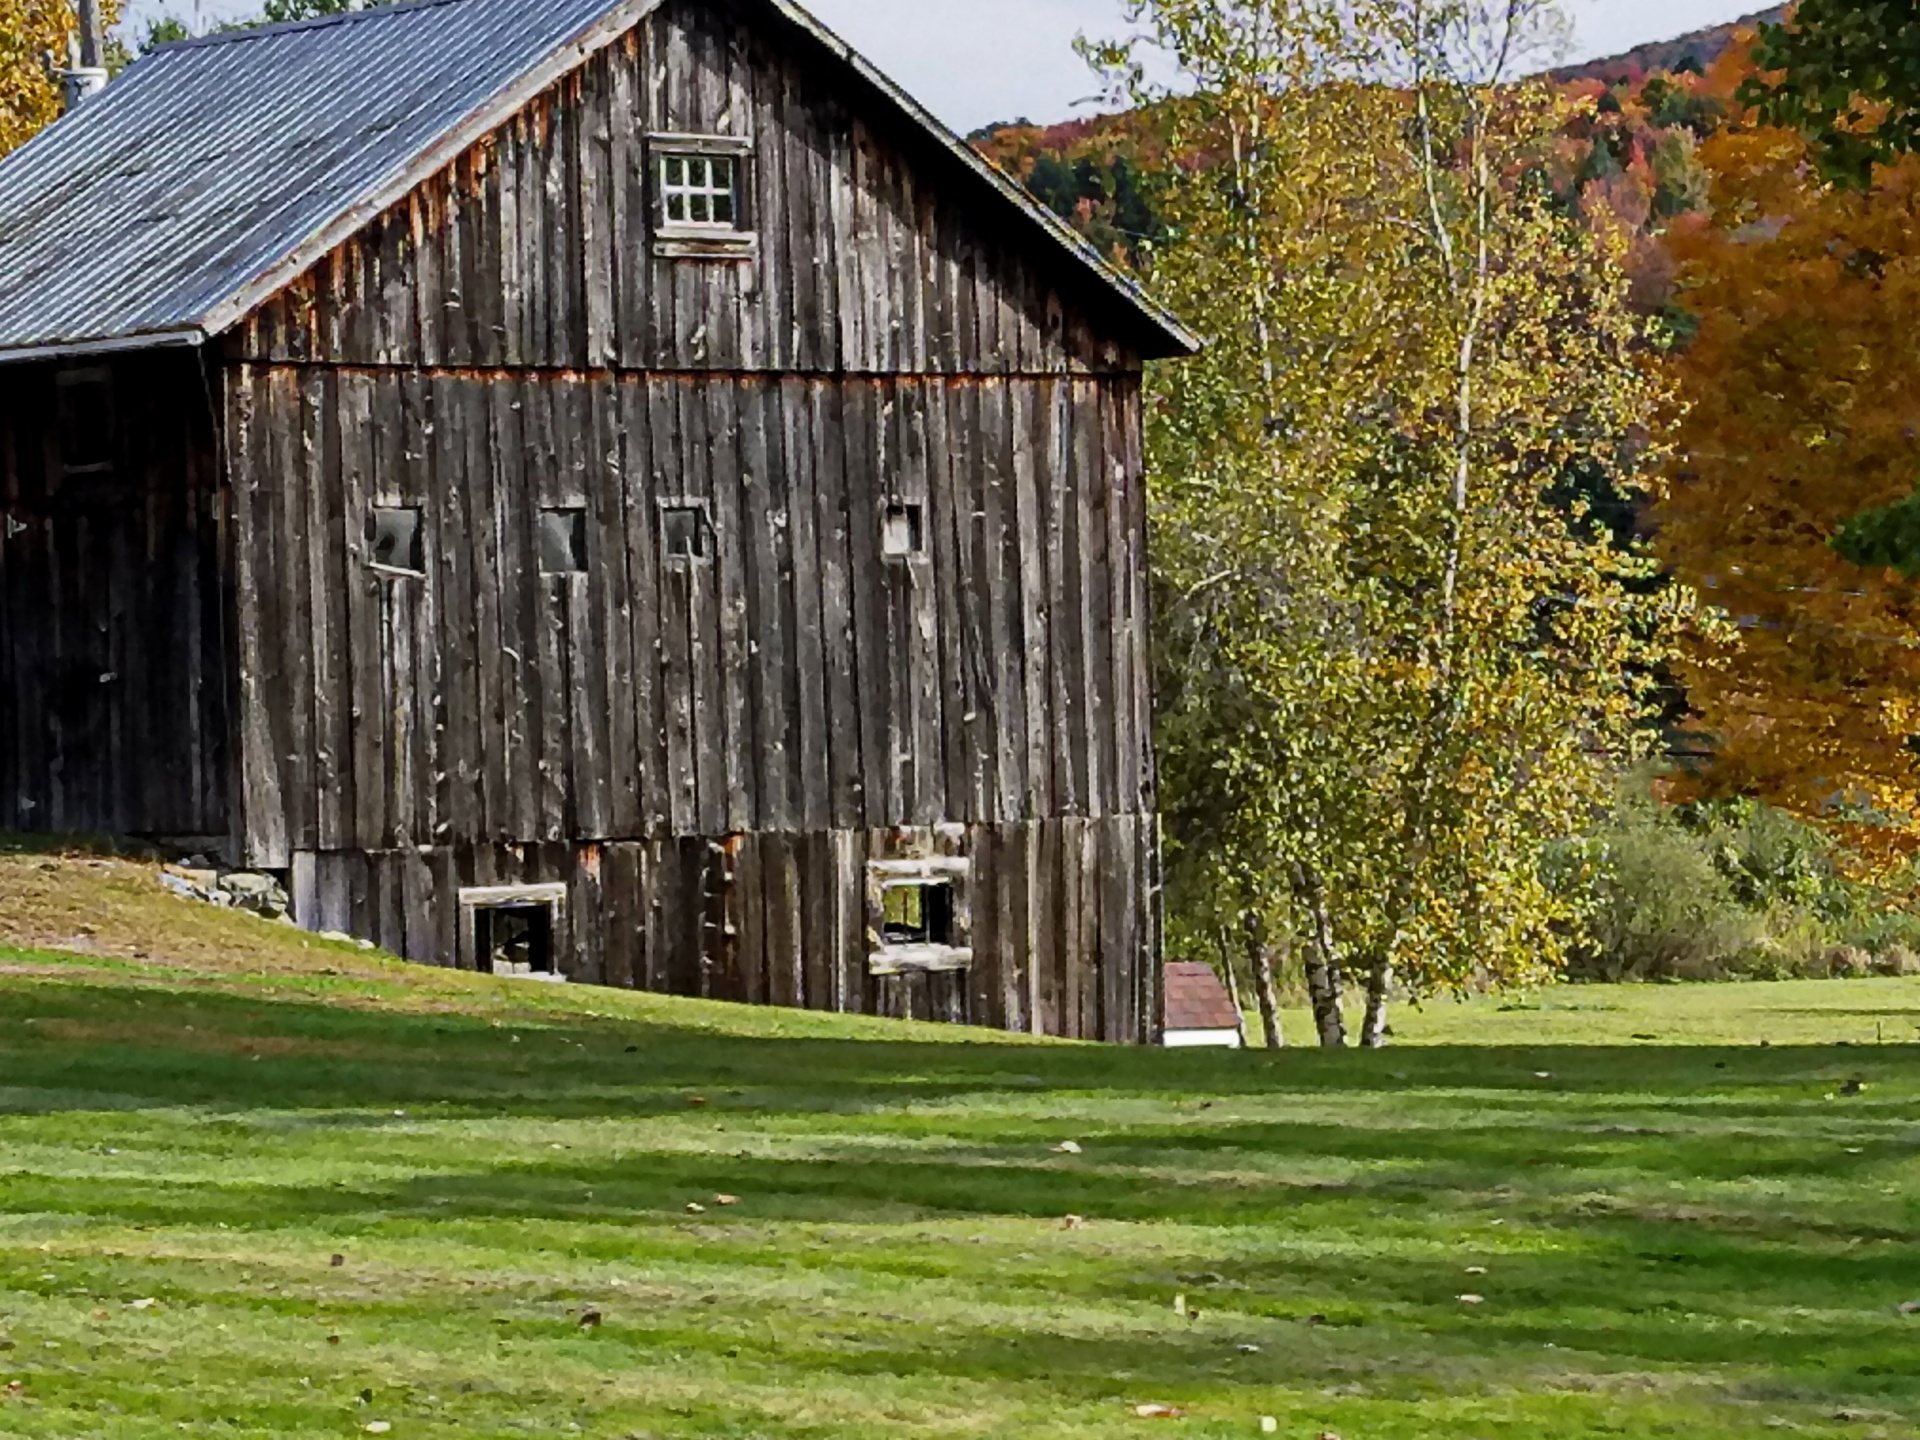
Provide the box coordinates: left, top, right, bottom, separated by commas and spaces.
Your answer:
0, 851, 402, 985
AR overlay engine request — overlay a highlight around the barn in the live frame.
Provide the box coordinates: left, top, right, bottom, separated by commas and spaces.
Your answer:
0, 0, 1196, 1040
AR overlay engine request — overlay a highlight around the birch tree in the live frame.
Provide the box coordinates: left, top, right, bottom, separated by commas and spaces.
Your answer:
1107, 0, 1702, 1043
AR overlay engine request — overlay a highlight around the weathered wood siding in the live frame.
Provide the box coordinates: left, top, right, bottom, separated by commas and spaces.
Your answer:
230, 0, 1143, 378
291, 819, 1155, 1042
229, 369, 1150, 858
214, 0, 1165, 1040
0, 350, 232, 841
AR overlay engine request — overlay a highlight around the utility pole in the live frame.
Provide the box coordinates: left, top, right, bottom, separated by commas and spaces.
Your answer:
47, 0, 110, 111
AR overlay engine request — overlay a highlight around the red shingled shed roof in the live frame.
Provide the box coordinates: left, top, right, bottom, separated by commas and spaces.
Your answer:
1163, 962, 1241, 1032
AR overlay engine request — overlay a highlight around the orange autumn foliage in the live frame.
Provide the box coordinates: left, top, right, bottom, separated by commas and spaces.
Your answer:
1659, 116, 1920, 871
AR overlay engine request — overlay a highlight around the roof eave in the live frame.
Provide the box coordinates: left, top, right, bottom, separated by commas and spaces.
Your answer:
0, 326, 206, 367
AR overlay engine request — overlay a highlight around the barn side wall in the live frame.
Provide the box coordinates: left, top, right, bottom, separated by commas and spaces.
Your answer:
229, 0, 1145, 378
0, 349, 233, 843
290, 819, 1155, 1042
228, 367, 1151, 859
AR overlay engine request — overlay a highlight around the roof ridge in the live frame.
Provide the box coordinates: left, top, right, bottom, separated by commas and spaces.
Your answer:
151, 0, 469, 54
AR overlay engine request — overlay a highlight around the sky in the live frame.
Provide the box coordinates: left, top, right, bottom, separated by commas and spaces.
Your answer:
124, 0, 1772, 134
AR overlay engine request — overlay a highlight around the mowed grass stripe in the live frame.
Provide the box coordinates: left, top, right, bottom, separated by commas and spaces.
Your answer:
0, 855, 1914, 1437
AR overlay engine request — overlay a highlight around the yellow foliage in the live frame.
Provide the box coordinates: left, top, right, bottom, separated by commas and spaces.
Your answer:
0, 0, 122, 160
1660, 125, 1920, 872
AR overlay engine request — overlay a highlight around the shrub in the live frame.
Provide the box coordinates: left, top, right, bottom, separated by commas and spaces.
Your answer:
1558, 778, 1920, 982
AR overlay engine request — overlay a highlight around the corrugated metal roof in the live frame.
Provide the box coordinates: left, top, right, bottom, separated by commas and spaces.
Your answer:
0, 0, 657, 359
0, 0, 1198, 362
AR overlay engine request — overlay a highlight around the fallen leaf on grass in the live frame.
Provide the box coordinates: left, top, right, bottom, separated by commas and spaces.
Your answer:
1053, 1140, 1083, 1154
1133, 1403, 1184, 1418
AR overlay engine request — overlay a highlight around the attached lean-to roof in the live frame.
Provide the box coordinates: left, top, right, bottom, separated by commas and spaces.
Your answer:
0, 0, 1198, 365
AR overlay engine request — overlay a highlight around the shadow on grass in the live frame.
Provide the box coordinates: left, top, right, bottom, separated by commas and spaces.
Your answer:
4, 973, 1920, 1420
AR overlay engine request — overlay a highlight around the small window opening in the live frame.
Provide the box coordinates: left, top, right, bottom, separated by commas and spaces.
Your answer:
658, 152, 742, 229
540, 507, 588, 575
661, 503, 708, 561
882, 880, 956, 948
56, 370, 114, 474
368, 506, 424, 574
477, 904, 554, 978
883, 501, 925, 559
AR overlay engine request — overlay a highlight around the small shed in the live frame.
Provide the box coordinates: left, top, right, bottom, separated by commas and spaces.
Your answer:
1161, 963, 1243, 1048
0, 0, 1196, 1042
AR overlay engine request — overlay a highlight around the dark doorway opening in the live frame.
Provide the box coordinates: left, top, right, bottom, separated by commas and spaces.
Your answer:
477, 904, 555, 978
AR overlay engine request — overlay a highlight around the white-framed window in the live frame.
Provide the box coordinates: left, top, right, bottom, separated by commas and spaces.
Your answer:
660, 152, 739, 228
458, 883, 567, 981
867, 857, 973, 977
649, 133, 756, 260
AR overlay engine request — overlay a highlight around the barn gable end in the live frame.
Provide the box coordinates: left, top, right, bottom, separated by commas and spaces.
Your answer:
231, 0, 1147, 376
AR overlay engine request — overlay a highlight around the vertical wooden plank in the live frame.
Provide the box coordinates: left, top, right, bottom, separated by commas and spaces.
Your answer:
1060, 816, 1085, 1040
733, 831, 764, 1005
1075, 381, 1114, 819
743, 379, 795, 832
653, 379, 699, 834
1043, 379, 1086, 818
337, 371, 388, 855
1034, 818, 1063, 1037
299, 369, 346, 851
573, 843, 606, 985
524, 382, 570, 841
783, 378, 830, 831
800, 830, 833, 1012
604, 841, 641, 990
843, 381, 889, 826
580, 51, 619, 370
829, 821, 860, 1013
1011, 381, 1052, 821
592, 378, 641, 837
708, 379, 755, 832
432, 376, 477, 845
810, 384, 864, 828
618, 379, 670, 834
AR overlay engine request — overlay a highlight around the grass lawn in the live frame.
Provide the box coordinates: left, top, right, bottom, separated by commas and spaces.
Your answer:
0, 850, 1917, 1438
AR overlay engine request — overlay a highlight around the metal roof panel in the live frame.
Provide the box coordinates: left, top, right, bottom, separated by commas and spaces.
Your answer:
0, 0, 1198, 361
